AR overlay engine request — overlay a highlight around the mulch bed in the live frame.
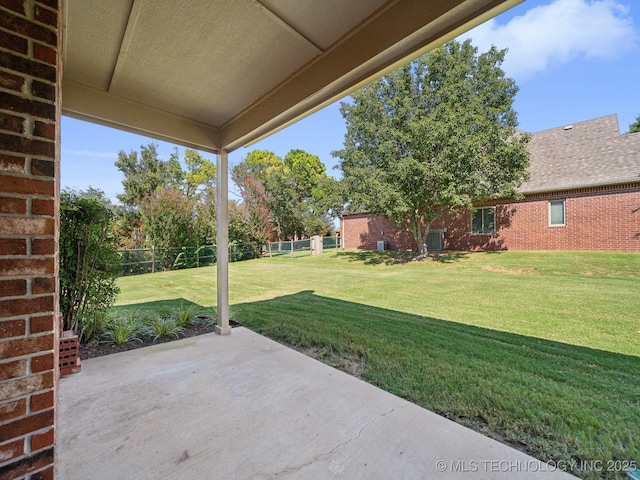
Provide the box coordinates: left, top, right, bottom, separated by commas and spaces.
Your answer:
80, 320, 241, 360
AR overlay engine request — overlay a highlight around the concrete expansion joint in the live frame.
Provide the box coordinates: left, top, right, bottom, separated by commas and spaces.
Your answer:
256, 405, 406, 478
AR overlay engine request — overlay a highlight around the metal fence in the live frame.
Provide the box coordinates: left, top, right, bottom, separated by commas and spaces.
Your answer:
265, 236, 341, 258
118, 236, 340, 276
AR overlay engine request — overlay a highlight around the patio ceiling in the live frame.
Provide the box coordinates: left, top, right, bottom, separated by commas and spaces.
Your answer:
61, 0, 521, 153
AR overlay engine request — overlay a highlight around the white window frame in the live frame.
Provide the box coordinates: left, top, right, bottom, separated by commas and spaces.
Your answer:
549, 199, 566, 226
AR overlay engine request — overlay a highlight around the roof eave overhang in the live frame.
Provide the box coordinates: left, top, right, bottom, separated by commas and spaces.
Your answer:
61, 0, 522, 154
221, 0, 523, 152
61, 79, 223, 154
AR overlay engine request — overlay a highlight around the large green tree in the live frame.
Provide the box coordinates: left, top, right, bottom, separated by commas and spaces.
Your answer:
114, 144, 216, 247
333, 39, 530, 256
138, 189, 199, 250
115, 143, 180, 206
232, 149, 335, 241
628, 114, 640, 134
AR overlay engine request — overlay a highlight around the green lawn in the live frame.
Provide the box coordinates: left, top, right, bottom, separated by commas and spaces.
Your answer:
116, 250, 640, 479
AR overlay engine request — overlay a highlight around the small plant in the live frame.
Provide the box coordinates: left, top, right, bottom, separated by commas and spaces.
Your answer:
194, 306, 217, 327
175, 304, 201, 327
192, 315, 215, 328
143, 314, 183, 341
102, 311, 142, 345
78, 310, 111, 342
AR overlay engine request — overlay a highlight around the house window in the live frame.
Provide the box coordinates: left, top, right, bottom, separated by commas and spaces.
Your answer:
471, 207, 495, 234
549, 200, 565, 226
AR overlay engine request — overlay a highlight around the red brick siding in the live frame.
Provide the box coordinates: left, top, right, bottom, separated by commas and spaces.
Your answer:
0, 1, 60, 479
342, 184, 640, 253
340, 213, 417, 251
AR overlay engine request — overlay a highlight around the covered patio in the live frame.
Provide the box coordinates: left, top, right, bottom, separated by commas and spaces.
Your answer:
57, 328, 575, 479
0, 1, 558, 478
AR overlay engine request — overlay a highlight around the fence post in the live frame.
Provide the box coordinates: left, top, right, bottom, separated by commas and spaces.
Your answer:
291, 240, 294, 258
196, 248, 199, 268
151, 246, 155, 273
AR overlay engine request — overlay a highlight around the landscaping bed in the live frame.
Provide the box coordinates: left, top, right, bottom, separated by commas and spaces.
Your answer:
80, 322, 219, 359
77, 304, 240, 360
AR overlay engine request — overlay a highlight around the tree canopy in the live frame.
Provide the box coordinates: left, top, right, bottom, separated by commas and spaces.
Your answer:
333, 39, 530, 255
232, 149, 336, 241
113, 144, 218, 248
115, 143, 216, 206
628, 114, 640, 134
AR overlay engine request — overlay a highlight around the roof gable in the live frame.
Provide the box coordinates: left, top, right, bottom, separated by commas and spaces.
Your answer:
522, 114, 640, 193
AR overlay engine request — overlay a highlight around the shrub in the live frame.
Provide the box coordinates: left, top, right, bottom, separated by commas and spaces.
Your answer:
59, 189, 121, 340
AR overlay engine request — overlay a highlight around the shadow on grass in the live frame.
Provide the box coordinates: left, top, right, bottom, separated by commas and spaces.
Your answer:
336, 249, 474, 264
429, 251, 472, 263
335, 250, 412, 265
111, 298, 213, 315
232, 290, 638, 477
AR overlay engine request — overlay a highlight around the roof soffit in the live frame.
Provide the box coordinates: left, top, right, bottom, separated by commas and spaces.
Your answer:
61, 0, 521, 153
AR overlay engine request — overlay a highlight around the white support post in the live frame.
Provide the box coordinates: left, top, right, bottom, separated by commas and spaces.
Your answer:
215, 150, 232, 335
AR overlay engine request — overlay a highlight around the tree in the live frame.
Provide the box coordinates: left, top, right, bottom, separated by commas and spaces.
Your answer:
232, 149, 337, 241
283, 149, 325, 199
114, 144, 217, 247
138, 188, 199, 251
333, 39, 530, 256
236, 174, 272, 246
115, 143, 177, 206
59, 189, 120, 340
628, 114, 640, 134
181, 148, 217, 198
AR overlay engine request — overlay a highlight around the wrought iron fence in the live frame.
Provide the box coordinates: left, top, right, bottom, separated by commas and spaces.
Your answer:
118, 236, 340, 276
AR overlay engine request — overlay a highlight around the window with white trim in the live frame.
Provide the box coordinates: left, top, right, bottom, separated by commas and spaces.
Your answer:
549, 200, 565, 226
471, 207, 495, 234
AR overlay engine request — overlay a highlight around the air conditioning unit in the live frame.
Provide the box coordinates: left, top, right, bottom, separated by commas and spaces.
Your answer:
377, 240, 387, 251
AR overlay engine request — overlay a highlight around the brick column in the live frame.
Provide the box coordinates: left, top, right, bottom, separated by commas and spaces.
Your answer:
0, 1, 60, 479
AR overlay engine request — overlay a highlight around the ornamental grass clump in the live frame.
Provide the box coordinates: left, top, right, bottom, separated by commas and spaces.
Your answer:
175, 303, 201, 327
142, 313, 184, 341
101, 311, 142, 346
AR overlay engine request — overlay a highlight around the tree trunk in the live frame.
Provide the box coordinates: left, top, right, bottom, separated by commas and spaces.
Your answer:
409, 217, 430, 258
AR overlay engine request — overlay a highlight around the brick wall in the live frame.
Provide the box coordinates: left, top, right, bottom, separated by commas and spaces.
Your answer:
0, 0, 60, 479
342, 184, 640, 253
340, 213, 417, 251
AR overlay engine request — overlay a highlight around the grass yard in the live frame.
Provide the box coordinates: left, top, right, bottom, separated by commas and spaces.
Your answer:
115, 250, 640, 479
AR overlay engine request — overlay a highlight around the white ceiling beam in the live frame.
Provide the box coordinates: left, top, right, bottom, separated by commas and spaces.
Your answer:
62, 79, 221, 153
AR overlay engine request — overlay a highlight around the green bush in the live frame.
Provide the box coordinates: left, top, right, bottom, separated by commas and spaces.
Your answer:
59, 189, 121, 341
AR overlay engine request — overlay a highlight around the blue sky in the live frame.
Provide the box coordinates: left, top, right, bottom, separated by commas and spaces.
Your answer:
61, 0, 640, 201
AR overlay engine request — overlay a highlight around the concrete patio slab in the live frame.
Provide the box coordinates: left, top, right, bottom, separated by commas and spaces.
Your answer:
56, 328, 576, 479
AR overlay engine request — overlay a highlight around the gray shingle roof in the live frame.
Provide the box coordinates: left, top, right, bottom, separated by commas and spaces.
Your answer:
520, 114, 640, 194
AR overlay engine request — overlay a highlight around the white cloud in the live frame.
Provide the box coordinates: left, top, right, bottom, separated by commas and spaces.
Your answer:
62, 149, 117, 159
466, 0, 638, 80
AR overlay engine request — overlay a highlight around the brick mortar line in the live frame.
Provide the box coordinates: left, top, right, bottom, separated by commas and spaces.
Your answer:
0, 5, 59, 33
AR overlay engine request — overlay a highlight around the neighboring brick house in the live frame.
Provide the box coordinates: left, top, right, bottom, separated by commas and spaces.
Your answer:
340, 114, 640, 252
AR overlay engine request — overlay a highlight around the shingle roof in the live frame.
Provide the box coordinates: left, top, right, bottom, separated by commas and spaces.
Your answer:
520, 114, 640, 194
